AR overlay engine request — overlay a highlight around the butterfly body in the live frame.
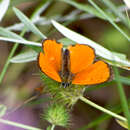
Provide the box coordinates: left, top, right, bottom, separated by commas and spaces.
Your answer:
38, 39, 111, 87
59, 48, 74, 87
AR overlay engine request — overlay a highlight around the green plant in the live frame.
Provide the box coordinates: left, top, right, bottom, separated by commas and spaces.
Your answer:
0, 0, 130, 130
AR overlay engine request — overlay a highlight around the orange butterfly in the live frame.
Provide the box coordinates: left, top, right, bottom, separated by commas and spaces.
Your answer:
38, 39, 111, 87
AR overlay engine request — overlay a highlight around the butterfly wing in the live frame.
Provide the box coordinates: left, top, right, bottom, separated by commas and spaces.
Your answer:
38, 40, 62, 82
72, 61, 110, 85
68, 44, 95, 74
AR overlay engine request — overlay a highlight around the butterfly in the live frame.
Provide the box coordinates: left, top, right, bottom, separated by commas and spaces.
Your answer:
38, 39, 111, 88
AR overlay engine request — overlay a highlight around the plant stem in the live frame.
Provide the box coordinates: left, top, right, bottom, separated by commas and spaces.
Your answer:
79, 96, 127, 122
51, 124, 55, 130
0, 29, 26, 84
114, 68, 130, 130
0, 118, 42, 130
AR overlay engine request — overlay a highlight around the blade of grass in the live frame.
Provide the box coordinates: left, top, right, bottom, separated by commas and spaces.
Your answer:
60, 0, 115, 21
31, 0, 51, 20
0, 37, 41, 46
0, 105, 7, 117
116, 119, 128, 129
7, 0, 52, 31
7, 4, 129, 31
0, 28, 41, 52
13, 7, 46, 39
10, 50, 38, 63
0, 0, 10, 21
0, 27, 24, 40
61, 0, 130, 41
87, 0, 130, 41
123, 0, 130, 8
100, 0, 130, 28
114, 67, 130, 129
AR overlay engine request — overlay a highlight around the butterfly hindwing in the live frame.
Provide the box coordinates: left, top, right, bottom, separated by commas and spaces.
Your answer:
72, 61, 110, 85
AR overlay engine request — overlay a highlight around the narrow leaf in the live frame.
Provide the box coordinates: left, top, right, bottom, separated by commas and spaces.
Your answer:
100, 0, 129, 28
0, 27, 24, 40
0, 0, 10, 21
61, 0, 115, 21
13, 7, 46, 39
10, 50, 38, 63
6, 23, 25, 31
123, 0, 130, 8
0, 105, 7, 117
0, 36, 41, 46
51, 20, 130, 70
7, 0, 51, 31
88, 0, 130, 41
32, 0, 51, 20
116, 119, 128, 129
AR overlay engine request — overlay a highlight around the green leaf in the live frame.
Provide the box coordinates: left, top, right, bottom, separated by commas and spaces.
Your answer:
100, 0, 129, 28
116, 119, 128, 129
8, 0, 51, 31
0, 27, 24, 40
0, 0, 10, 21
0, 36, 41, 46
123, 0, 130, 8
0, 104, 7, 117
13, 7, 46, 39
52, 20, 130, 70
87, 0, 130, 41
104, 52, 130, 70
61, 0, 115, 21
31, 0, 51, 20
10, 50, 38, 63
112, 52, 127, 60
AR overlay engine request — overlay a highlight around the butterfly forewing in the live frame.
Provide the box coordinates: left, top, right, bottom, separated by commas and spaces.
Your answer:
38, 40, 62, 82
43, 40, 62, 71
68, 44, 95, 74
